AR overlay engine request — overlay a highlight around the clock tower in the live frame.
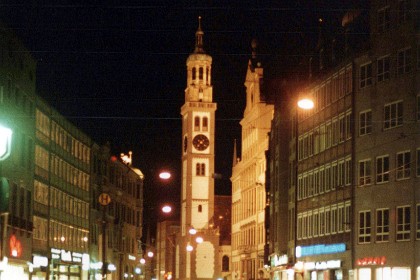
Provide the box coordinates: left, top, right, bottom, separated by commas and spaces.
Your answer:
179, 17, 220, 280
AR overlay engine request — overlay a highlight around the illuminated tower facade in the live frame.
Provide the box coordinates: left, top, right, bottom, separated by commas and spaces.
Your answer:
178, 17, 220, 280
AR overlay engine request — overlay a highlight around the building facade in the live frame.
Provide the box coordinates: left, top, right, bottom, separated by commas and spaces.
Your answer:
353, 0, 419, 279
231, 41, 274, 280
266, 1, 419, 280
0, 23, 37, 280
34, 101, 92, 280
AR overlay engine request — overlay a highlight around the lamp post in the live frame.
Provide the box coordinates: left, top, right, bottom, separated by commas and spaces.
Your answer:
292, 96, 314, 279
98, 192, 111, 279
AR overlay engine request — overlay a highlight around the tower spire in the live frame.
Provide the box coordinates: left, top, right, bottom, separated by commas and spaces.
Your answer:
194, 16, 205, 54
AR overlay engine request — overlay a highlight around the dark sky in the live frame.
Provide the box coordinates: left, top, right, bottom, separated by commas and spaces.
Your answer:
2, 0, 359, 229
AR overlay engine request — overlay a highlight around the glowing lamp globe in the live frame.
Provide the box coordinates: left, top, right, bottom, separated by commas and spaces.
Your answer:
297, 98, 314, 110
162, 205, 172, 214
159, 171, 171, 180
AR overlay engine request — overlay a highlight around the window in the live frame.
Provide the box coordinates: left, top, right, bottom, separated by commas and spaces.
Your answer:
196, 163, 205, 176
199, 67, 203, 80
198, 204, 202, 213
359, 159, 372, 187
417, 96, 420, 121
397, 48, 412, 75
377, 56, 390, 82
398, 0, 410, 24
358, 210, 371, 244
345, 157, 352, 186
360, 63, 372, 88
191, 67, 196, 80
222, 255, 229, 272
194, 116, 200, 131
417, 204, 420, 239
376, 208, 389, 242
377, 6, 390, 33
202, 117, 208, 132
345, 201, 351, 232
384, 101, 403, 130
396, 206, 411, 241
376, 155, 389, 183
396, 151, 411, 180
417, 44, 420, 69
359, 110, 372, 136
417, 149, 420, 177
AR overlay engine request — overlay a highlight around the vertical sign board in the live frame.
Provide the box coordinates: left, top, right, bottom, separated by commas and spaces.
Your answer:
0, 125, 12, 161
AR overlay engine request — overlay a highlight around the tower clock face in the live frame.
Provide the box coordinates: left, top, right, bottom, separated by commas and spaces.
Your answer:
193, 134, 209, 151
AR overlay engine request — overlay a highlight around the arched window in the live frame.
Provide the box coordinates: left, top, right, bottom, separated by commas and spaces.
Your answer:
206, 67, 209, 84
194, 116, 200, 131
192, 67, 196, 80
199, 67, 203, 80
222, 255, 229, 272
198, 205, 202, 212
202, 117, 208, 131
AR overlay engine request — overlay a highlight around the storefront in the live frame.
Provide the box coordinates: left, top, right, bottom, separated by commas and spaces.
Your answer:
269, 254, 293, 280
303, 260, 343, 280
294, 243, 349, 280
355, 256, 412, 280
48, 248, 89, 280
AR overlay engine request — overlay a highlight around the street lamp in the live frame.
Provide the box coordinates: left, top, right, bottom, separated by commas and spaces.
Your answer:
98, 192, 112, 279
292, 96, 314, 279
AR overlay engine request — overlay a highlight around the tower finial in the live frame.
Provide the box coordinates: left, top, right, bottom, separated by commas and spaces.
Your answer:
194, 16, 205, 54
198, 15, 202, 31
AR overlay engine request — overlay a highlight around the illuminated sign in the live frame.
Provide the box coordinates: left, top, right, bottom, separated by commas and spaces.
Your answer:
50, 248, 88, 263
356, 256, 386, 266
296, 243, 346, 257
270, 254, 288, 267
128, 254, 136, 261
9, 235, 22, 258
33, 255, 48, 267
0, 125, 12, 161
304, 260, 341, 270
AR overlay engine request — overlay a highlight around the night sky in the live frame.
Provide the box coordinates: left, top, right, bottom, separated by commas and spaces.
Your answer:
2, 0, 359, 232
